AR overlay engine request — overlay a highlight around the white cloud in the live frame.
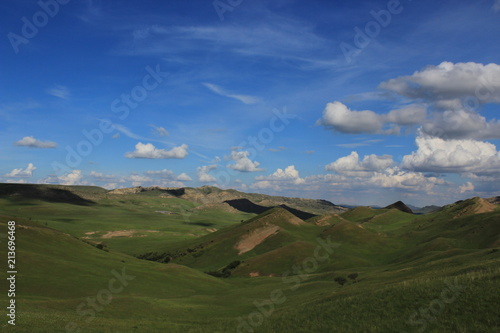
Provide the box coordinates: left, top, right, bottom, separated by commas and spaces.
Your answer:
325, 152, 393, 176
203, 83, 260, 105
15, 136, 57, 148
384, 106, 427, 126
177, 173, 192, 181
59, 170, 85, 185
255, 165, 305, 187
421, 109, 500, 140
368, 167, 446, 190
5, 163, 36, 178
90, 171, 124, 183
90, 170, 188, 188
125, 20, 336, 69
375, 62, 500, 141
318, 102, 425, 134
250, 180, 274, 190
227, 150, 264, 172
46, 85, 70, 99
318, 151, 447, 194
379, 61, 500, 107
125, 143, 188, 159
459, 182, 474, 193
197, 165, 217, 183
127, 174, 153, 187
40, 170, 86, 186
5, 179, 27, 184
318, 101, 383, 134
402, 134, 500, 176
144, 169, 176, 179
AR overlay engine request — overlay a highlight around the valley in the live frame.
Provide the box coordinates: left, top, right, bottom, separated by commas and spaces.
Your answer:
0, 183, 499, 332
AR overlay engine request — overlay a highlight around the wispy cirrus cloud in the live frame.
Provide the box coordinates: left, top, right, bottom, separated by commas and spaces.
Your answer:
46, 85, 70, 99
203, 83, 260, 105
149, 125, 169, 137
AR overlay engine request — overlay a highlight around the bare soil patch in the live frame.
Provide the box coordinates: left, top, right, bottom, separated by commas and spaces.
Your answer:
235, 225, 280, 255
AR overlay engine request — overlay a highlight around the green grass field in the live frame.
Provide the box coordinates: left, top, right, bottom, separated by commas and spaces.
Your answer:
0, 184, 498, 332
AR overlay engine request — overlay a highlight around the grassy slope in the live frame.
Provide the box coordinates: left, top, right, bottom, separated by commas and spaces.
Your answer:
0, 185, 499, 332
0, 190, 254, 255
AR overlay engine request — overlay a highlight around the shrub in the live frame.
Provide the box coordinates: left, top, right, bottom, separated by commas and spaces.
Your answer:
348, 273, 359, 282
334, 276, 347, 286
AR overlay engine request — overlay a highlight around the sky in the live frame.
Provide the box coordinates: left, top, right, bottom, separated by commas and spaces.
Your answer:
1, 0, 500, 207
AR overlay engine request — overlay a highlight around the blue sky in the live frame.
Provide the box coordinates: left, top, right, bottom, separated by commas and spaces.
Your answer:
1, 0, 500, 207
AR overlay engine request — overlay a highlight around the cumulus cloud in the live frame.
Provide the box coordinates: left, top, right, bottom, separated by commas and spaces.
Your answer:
402, 134, 500, 176
46, 85, 70, 99
379, 61, 500, 107
459, 182, 475, 193
15, 136, 57, 148
368, 167, 446, 190
325, 152, 393, 176
90, 171, 123, 183
318, 101, 383, 134
421, 109, 500, 140
384, 106, 427, 126
127, 174, 153, 186
318, 102, 426, 134
39, 170, 86, 186
227, 150, 264, 172
203, 82, 260, 105
376, 62, 500, 140
59, 170, 85, 185
144, 169, 176, 179
254, 165, 305, 187
177, 173, 192, 181
125, 143, 188, 159
250, 180, 274, 190
5, 163, 36, 177
197, 165, 217, 183
320, 151, 447, 194
315, 165, 445, 193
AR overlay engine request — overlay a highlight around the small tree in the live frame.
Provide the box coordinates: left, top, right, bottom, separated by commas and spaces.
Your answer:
348, 273, 358, 282
334, 276, 347, 287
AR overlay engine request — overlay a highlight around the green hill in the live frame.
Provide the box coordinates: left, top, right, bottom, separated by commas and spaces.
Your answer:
0, 183, 499, 332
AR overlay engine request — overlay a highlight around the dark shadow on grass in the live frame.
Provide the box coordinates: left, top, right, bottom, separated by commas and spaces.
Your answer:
183, 222, 216, 227
0, 183, 95, 206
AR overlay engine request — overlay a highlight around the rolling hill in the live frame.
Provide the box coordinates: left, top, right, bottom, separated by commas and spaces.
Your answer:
0, 183, 499, 332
